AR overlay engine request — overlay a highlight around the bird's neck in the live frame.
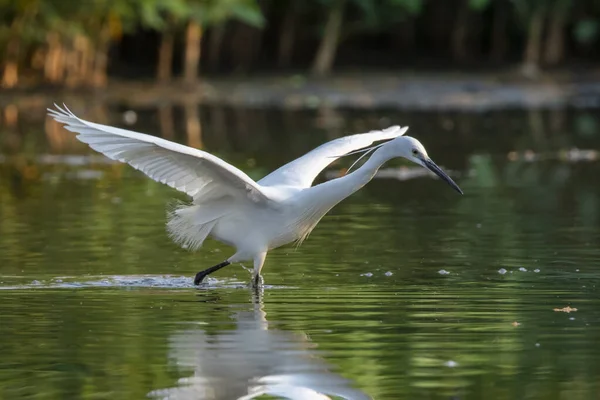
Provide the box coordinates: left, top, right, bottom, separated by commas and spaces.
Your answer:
293, 145, 396, 241
312, 144, 395, 207
341, 145, 396, 193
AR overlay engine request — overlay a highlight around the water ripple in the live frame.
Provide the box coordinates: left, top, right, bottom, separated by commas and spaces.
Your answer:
0, 275, 289, 290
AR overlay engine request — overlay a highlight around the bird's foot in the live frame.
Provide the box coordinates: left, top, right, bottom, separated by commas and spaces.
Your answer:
194, 270, 210, 286
248, 274, 264, 297
249, 273, 264, 288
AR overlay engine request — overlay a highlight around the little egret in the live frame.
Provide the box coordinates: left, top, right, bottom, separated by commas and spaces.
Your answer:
48, 104, 462, 287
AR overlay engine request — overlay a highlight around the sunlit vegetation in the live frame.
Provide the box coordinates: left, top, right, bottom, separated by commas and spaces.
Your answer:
1, 0, 600, 89
0, 0, 264, 88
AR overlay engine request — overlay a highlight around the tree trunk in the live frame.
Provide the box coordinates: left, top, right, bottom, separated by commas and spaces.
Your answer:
522, 6, 546, 74
44, 32, 65, 84
208, 24, 226, 72
3, 105, 18, 128
543, 2, 567, 66
77, 35, 93, 85
311, 0, 346, 77
64, 46, 78, 88
452, 1, 469, 62
277, 2, 297, 68
57, 34, 92, 88
490, 0, 508, 62
92, 26, 111, 87
1, 62, 19, 89
184, 20, 202, 84
157, 29, 174, 82
1, 38, 20, 88
92, 47, 109, 87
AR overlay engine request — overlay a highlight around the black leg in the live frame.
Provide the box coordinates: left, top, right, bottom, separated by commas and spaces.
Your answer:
252, 273, 263, 287
194, 260, 230, 285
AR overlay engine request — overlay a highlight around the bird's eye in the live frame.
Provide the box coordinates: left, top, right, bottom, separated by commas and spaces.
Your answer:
412, 149, 419, 156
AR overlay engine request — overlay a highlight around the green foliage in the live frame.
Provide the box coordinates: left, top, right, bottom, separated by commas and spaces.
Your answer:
351, 0, 424, 32
388, 0, 423, 14
353, 0, 378, 26
574, 19, 599, 44
170, 0, 265, 27
0, 0, 266, 85
211, 0, 265, 27
353, 0, 423, 15
0, 0, 265, 43
468, 0, 491, 11
1, 0, 600, 85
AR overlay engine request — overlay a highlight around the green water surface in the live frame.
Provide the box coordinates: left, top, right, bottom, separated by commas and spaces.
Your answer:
1, 105, 599, 399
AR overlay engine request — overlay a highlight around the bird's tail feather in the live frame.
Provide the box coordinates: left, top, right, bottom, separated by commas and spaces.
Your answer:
166, 201, 223, 251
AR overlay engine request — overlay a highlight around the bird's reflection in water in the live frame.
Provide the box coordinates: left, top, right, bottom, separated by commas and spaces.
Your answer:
148, 293, 371, 400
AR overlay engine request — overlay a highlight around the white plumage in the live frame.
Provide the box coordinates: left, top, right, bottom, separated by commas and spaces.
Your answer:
49, 104, 462, 286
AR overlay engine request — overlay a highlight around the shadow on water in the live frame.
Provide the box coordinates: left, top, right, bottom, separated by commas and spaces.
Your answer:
149, 293, 371, 400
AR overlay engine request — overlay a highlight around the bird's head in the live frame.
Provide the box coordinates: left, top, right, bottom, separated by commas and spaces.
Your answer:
392, 136, 463, 194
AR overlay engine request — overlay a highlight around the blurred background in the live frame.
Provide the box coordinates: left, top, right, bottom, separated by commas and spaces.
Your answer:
1, 0, 600, 88
2, 0, 600, 166
2, 1, 600, 400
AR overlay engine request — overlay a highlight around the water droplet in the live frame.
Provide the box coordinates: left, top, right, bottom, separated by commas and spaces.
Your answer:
384, 271, 393, 277
519, 267, 527, 272
438, 269, 450, 275
444, 360, 458, 368
534, 269, 540, 273
360, 272, 373, 277
498, 268, 507, 275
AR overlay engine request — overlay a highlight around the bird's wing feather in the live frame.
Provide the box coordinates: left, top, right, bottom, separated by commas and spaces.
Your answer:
258, 125, 408, 188
48, 104, 272, 205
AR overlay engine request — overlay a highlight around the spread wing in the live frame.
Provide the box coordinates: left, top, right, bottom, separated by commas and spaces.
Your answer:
48, 104, 273, 206
258, 125, 408, 188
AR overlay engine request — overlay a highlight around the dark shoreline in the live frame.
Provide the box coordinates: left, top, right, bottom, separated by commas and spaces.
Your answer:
3, 71, 600, 111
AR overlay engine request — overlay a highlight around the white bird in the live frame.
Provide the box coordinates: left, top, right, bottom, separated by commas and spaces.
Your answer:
149, 300, 372, 400
48, 104, 462, 287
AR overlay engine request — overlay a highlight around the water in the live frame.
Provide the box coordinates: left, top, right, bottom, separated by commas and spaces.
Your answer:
1, 104, 600, 399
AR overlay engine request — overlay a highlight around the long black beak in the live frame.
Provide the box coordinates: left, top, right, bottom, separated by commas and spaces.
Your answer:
423, 158, 463, 194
